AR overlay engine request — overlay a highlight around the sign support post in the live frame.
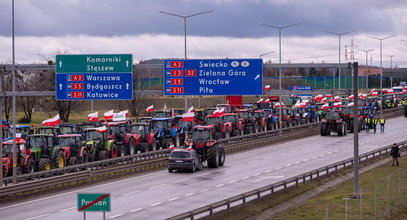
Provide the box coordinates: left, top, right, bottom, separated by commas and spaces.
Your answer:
78, 193, 111, 219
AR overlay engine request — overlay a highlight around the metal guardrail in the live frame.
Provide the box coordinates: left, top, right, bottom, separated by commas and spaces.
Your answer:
0, 107, 402, 198
168, 140, 407, 220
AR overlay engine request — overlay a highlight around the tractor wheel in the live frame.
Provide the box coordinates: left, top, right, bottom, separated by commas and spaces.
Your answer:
168, 168, 173, 173
141, 142, 149, 153
207, 145, 219, 168
232, 129, 239, 137
214, 132, 222, 140
69, 156, 79, 166
110, 144, 118, 158
175, 133, 181, 147
16, 166, 23, 175
337, 123, 344, 136
224, 127, 230, 138
55, 151, 66, 168
80, 150, 89, 164
24, 158, 35, 174
129, 139, 136, 155
344, 123, 347, 135
162, 138, 174, 149
218, 147, 225, 166
118, 144, 125, 157
39, 158, 52, 171
99, 150, 109, 161
320, 124, 327, 136
191, 163, 196, 173
349, 121, 354, 133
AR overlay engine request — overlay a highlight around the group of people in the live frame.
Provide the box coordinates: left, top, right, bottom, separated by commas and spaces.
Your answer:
364, 115, 386, 133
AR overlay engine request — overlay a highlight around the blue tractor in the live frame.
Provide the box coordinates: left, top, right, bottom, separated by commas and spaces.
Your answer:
151, 118, 185, 148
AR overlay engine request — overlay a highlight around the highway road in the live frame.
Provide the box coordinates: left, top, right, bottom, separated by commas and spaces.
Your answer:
1, 116, 406, 220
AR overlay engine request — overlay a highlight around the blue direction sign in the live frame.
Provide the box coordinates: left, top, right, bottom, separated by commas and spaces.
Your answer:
289, 86, 313, 91
56, 54, 133, 100
163, 59, 263, 96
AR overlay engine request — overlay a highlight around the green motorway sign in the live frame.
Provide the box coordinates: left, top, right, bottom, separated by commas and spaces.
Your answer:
56, 54, 132, 73
77, 193, 111, 212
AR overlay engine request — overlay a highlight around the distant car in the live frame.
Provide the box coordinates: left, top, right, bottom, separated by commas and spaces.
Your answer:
168, 148, 202, 173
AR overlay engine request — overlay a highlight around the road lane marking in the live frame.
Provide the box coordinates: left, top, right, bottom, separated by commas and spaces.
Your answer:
110, 214, 123, 219
130, 208, 143, 213
265, 170, 272, 173
174, 178, 189, 183
252, 177, 266, 182
122, 190, 142, 196
327, 152, 333, 155
248, 160, 259, 164
185, 193, 195, 196
168, 197, 179, 201
241, 176, 249, 180
275, 167, 282, 170
201, 188, 210, 192
312, 156, 318, 159
254, 173, 261, 176
278, 153, 286, 156
216, 184, 224, 187
319, 154, 325, 157
303, 159, 309, 162
229, 180, 237, 183
285, 164, 292, 167
294, 161, 301, 164
60, 207, 76, 212
24, 214, 51, 220
151, 202, 162, 207
150, 184, 166, 189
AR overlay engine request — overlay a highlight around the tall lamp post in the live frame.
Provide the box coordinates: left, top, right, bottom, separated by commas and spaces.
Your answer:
323, 30, 357, 90
159, 9, 214, 111
360, 49, 374, 90
259, 51, 275, 59
366, 35, 396, 114
260, 22, 302, 135
389, 55, 394, 68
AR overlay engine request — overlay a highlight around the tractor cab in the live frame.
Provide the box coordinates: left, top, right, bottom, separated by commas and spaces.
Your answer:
59, 124, 80, 135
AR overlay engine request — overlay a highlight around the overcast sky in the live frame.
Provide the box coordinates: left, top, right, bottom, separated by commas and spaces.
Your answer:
1, 0, 407, 67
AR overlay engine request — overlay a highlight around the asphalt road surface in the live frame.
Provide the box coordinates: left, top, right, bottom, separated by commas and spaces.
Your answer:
1, 116, 406, 220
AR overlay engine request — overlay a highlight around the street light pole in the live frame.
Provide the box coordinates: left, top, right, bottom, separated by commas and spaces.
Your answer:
361, 49, 373, 90
11, 0, 17, 184
389, 55, 394, 68
323, 30, 357, 90
259, 51, 275, 59
160, 9, 214, 111
260, 22, 302, 135
366, 35, 397, 115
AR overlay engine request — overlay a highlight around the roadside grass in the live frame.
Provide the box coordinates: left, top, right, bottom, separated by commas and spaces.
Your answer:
270, 156, 407, 220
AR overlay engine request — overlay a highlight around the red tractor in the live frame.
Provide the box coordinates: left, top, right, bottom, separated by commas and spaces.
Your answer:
221, 113, 245, 136
237, 109, 258, 134
124, 123, 156, 153
185, 126, 225, 168
2, 138, 35, 176
58, 134, 88, 165
204, 115, 231, 139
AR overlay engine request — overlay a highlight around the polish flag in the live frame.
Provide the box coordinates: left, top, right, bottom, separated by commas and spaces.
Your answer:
146, 105, 154, 113
302, 100, 309, 105
321, 103, 329, 110
299, 103, 307, 108
348, 95, 354, 100
88, 112, 98, 122
119, 110, 129, 117
212, 108, 220, 117
371, 91, 378, 96
257, 98, 264, 103
361, 94, 367, 99
104, 110, 114, 120
96, 126, 107, 133
321, 97, 328, 103
265, 99, 271, 103
333, 102, 342, 108
187, 106, 194, 113
182, 112, 195, 122
264, 85, 271, 91
274, 102, 283, 108
387, 89, 394, 94
314, 95, 323, 101
347, 102, 354, 107
42, 114, 60, 126
219, 107, 225, 116
325, 94, 332, 98
402, 90, 407, 94
113, 112, 126, 121
382, 88, 388, 93
333, 96, 340, 102
369, 88, 377, 95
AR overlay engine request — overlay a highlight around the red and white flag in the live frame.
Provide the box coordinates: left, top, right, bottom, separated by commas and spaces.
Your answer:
96, 126, 107, 133
264, 85, 271, 91
104, 110, 114, 120
321, 97, 328, 103
119, 110, 129, 117
182, 112, 195, 122
325, 94, 332, 98
321, 103, 329, 110
333, 96, 340, 102
113, 112, 126, 121
212, 108, 220, 116
219, 107, 225, 116
348, 95, 354, 100
314, 94, 323, 101
88, 112, 98, 122
42, 114, 60, 126
387, 89, 394, 94
371, 91, 378, 96
347, 102, 354, 107
333, 102, 342, 108
146, 105, 154, 113
369, 88, 377, 95
264, 98, 271, 103
274, 102, 283, 108
187, 106, 194, 113
257, 98, 264, 103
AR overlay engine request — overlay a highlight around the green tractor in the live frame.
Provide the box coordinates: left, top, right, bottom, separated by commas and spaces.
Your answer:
27, 134, 67, 171
82, 128, 118, 161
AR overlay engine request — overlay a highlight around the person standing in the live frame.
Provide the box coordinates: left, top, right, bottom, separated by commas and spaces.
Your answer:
380, 116, 386, 133
365, 117, 370, 132
390, 143, 400, 166
372, 117, 378, 133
